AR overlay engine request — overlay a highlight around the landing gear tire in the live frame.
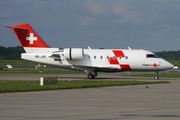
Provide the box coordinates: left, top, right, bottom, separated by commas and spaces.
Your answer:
154, 71, 159, 80
154, 76, 159, 80
87, 74, 95, 79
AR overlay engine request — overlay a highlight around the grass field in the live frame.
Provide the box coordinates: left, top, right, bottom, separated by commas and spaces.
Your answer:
0, 60, 176, 93
0, 60, 38, 68
1, 69, 180, 78
0, 80, 169, 93
170, 60, 180, 68
0, 69, 84, 74
0, 59, 84, 74
1, 60, 180, 78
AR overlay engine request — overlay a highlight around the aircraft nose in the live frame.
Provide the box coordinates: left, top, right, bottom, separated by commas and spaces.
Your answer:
168, 63, 174, 69
160, 60, 174, 70
165, 61, 174, 70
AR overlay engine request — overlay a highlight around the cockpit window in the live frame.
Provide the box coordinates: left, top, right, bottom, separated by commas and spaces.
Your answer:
146, 54, 159, 58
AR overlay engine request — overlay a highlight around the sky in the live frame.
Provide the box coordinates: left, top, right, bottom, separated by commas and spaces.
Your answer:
1, 0, 180, 52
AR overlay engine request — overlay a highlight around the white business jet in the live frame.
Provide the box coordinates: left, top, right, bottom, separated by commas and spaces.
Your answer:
5, 24, 174, 79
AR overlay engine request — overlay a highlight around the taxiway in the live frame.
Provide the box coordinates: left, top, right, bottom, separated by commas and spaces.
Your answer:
0, 73, 180, 120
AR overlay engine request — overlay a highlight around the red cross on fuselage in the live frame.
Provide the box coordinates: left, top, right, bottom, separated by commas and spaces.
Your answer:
153, 63, 157, 67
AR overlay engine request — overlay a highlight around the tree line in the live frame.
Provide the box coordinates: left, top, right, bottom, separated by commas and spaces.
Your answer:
155, 50, 180, 60
0, 46, 25, 60
0, 46, 180, 60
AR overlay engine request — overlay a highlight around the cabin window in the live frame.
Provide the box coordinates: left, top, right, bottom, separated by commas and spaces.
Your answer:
119, 56, 122, 59
100, 56, 103, 59
107, 56, 109, 59
94, 56, 96, 59
125, 56, 128, 59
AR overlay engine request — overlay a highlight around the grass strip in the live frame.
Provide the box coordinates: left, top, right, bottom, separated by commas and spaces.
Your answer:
0, 69, 83, 74
0, 80, 169, 93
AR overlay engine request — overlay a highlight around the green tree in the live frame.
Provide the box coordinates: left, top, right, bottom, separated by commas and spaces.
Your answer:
0, 46, 24, 60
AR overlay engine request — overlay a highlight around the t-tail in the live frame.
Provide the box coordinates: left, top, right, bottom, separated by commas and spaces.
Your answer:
5, 23, 50, 53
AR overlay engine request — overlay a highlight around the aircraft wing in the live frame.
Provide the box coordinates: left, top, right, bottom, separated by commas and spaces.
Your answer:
71, 65, 122, 72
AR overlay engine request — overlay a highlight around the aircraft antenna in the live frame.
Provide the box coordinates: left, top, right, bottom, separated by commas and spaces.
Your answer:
87, 46, 91, 49
128, 47, 131, 50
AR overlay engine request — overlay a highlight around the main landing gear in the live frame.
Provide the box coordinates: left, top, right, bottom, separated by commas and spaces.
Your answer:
87, 71, 97, 79
154, 71, 159, 80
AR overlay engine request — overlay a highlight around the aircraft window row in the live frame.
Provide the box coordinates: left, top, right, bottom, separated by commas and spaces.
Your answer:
146, 54, 159, 58
93, 56, 103, 59
92, 55, 128, 59
118, 56, 128, 59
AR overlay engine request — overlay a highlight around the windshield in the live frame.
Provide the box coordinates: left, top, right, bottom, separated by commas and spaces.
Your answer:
146, 54, 159, 58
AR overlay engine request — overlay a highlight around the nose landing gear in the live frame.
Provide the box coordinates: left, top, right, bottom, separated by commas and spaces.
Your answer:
154, 71, 159, 80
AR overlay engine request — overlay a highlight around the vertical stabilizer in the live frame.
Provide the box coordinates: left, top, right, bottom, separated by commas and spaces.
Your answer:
5, 24, 49, 53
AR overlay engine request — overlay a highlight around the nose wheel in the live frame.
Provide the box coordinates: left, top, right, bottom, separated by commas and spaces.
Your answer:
154, 71, 159, 80
154, 76, 159, 80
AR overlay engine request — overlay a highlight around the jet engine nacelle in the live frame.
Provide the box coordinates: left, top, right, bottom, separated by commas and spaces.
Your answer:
63, 48, 84, 60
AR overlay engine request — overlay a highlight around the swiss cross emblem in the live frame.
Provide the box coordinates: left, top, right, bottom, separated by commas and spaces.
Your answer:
26, 33, 37, 44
